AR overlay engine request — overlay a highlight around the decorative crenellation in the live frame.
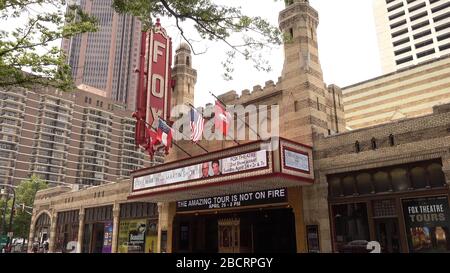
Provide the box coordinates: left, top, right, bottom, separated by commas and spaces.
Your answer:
217, 79, 282, 106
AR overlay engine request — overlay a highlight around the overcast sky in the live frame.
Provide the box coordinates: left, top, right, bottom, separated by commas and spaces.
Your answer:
1, 0, 382, 108
163, 0, 382, 107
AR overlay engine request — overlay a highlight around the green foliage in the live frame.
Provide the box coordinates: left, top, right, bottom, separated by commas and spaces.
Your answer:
112, 0, 283, 80
0, 175, 48, 238
0, 0, 98, 91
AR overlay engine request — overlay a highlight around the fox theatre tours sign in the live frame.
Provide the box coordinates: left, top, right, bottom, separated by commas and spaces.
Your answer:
134, 19, 173, 157
402, 196, 450, 253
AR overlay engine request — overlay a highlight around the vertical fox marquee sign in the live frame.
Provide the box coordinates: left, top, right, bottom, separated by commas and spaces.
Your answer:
134, 19, 173, 158
146, 19, 173, 129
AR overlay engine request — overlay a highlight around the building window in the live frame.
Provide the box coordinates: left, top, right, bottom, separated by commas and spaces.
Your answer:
186, 56, 190, 66
316, 97, 320, 110
179, 223, 190, 250
389, 134, 395, 146
85, 97, 88, 103
332, 203, 370, 252
294, 101, 299, 112
371, 138, 377, 150
355, 141, 361, 153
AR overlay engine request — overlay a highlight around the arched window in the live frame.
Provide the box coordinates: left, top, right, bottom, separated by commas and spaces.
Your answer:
389, 134, 395, 146
328, 176, 342, 197
356, 173, 373, 195
410, 167, 428, 189
391, 168, 409, 191
427, 163, 446, 188
342, 176, 356, 196
373, 171, 391, 193
371, 138, 377, 150
355, 141, 361, 153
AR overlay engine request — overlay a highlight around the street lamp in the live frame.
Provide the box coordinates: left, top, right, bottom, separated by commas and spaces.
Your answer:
0, 184, 16, 251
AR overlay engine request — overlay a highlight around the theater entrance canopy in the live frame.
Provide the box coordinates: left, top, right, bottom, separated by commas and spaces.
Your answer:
128, 138, 314, 203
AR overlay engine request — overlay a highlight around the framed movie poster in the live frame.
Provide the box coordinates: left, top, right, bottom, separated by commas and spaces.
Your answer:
402, 196, 450, 253
306, 225, 320, 253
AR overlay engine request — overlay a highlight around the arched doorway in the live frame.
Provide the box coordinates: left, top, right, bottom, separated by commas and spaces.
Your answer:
33, 212, 51, 252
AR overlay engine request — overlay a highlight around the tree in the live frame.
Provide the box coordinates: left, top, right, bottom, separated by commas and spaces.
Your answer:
0, 175, 48, 240
1, 0, 284, 90
0, 0, 98, 91
112, 0, 283, 80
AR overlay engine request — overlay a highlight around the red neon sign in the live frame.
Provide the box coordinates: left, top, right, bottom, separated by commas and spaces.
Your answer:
134, 19, 173, 158
146, 19, 172, 129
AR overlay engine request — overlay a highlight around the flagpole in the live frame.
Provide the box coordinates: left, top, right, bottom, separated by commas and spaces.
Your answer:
189, 102, 240, 145
159, 113, 210, 154
140, 118, 192, 157
209, 91, 262, 141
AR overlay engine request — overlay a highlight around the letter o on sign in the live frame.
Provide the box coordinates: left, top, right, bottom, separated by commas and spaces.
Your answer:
152, 74, 165, 98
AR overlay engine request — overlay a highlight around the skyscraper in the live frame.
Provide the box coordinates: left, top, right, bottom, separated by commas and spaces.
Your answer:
374, 0, 450, 73
61, 0, 142, 111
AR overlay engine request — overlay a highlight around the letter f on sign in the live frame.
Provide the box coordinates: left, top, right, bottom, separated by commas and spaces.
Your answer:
153, 41, 166, 63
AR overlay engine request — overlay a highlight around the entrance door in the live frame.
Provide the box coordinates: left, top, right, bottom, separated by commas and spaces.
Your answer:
374, 218, 401, 253
91, 223, 105, 253
218, 218, 240, 253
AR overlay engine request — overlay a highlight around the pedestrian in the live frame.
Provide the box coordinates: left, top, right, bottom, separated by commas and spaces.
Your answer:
43, 240, 49, 253
32, 241, 39, 253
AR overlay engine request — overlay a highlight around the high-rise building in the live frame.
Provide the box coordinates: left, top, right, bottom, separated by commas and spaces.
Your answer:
374, 0, 450, 73
0, 85, 161, 187
61, 0, 142, 111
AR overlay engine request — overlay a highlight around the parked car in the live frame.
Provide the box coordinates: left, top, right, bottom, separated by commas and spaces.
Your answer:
339, 240, 371, 253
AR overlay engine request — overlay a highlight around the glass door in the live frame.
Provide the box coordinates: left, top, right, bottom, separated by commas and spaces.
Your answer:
374, 218, 401, 253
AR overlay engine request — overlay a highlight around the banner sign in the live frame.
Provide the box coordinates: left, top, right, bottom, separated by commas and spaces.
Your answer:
133, 150, 268, 191
284, 148, 309, 173
402, 196, 450, 253
146, 20, 172, 129
102, 221, 113, 253
118, 219, 147, 253
176, 188, 287, 212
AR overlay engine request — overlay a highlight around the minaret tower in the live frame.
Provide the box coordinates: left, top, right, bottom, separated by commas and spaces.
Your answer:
171, 43, 197, 109
278, 0, 330, 146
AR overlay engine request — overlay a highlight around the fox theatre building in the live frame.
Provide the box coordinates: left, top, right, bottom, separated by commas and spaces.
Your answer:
128, 139, 314, 253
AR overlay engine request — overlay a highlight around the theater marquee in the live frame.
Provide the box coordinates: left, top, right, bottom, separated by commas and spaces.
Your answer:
133, 150, 268, 191
129, 139, 315, 202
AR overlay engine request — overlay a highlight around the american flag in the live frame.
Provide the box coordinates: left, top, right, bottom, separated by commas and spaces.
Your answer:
190, 108, 205, 142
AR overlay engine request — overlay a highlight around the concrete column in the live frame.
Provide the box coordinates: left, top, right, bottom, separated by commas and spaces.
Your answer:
442, 154, 450, 186
111, 203, 120, 253
157, 202, 176, 253
27, 212, 37, 253
288, 187, 307, 253
166, 202, 176, 253
77, 208, 85, 253
48, 211, 58, 253
157, 203, 163, 253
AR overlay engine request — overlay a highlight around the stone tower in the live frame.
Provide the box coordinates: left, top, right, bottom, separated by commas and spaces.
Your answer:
171, 43, 197, 109
278, 0, 345, 146
169, 43, 198, 161
278, 0, 343, 253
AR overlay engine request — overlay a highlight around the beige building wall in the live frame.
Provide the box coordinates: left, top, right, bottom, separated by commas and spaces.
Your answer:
374, 0, 450, 74
342, 54, 450, 130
